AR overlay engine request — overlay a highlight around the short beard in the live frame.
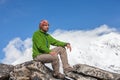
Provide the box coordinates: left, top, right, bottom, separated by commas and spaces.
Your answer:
41, 28, 49, 33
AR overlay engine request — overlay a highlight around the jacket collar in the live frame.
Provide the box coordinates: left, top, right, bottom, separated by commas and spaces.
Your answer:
39, 29, 47, 34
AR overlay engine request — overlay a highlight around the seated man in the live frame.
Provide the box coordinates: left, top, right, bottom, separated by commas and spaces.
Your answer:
32, 20, 74, 79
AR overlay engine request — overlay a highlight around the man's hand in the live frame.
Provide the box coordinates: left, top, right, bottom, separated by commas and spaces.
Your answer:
49, 51, 57, 56
66, 43, 72, 52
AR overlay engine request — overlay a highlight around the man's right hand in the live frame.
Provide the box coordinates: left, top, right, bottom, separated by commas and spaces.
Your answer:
49, 51, 57, 56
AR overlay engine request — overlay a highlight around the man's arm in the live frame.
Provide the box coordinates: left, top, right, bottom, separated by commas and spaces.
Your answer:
49, 35, 67, 47
48, 35, 72, 56
49, 43, 72, 56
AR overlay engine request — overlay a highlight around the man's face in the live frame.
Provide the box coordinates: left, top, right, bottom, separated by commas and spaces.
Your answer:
41, 25, 49, 32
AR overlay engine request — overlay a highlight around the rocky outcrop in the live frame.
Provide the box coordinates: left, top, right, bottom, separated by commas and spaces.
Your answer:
0, 61, 120, 80
9, 61, 62, 80
0, 64, 14, 80
66, 64, 120, 80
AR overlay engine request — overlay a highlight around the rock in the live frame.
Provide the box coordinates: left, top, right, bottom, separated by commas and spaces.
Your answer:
1, 61, 120, 80
65, 71, 97, 80
73, 64, 120, 80
9, 61, 71, 80
0, 64, 14, 80
10, 61, 58, 80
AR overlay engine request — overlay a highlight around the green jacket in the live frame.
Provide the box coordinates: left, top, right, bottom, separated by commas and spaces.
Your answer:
32, 30, 67, 59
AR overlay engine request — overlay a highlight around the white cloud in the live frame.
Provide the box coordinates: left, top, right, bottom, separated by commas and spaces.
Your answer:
2, 24, 120, 73
2, 37, 32, 64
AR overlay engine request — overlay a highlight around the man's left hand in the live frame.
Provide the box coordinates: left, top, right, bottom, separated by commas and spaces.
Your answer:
66, 43, 72, 52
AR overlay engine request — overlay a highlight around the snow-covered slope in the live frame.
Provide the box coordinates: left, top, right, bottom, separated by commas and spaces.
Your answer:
2, 25, 120, 74
68, 32, 120, 73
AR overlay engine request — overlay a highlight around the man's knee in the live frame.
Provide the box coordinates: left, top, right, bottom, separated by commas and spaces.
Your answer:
53, 55, 59, 61
57, 47, 66, 51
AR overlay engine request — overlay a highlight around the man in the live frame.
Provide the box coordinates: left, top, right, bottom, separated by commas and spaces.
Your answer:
32, 20, 74, 79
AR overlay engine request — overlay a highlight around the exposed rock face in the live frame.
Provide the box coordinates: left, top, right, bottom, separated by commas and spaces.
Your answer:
10, 61, 62, 80
0, 64, 14, 80
0, 61, 120, 80
73, 64, 120, 80
65, 64, 120, 80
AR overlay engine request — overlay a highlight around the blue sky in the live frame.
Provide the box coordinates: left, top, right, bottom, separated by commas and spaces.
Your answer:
0, 0, 120, 63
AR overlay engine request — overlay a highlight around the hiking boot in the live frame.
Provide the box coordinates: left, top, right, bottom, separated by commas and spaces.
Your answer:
53, 72, 65, 79
64, 67, 75, 74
